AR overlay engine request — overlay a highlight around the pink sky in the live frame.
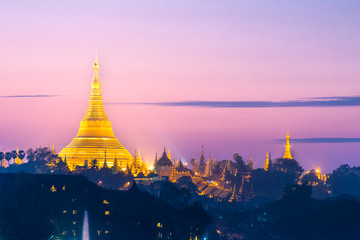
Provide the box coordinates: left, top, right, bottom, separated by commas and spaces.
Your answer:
1, 0, 360, 172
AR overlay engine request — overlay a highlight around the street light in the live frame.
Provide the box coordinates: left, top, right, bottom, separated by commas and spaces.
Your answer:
216, 230, 222, 240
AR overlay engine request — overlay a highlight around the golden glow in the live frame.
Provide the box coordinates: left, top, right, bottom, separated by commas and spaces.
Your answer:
50, 185, 57, 192
59, 56, 133, 170
283, 132, 293, 159
14, 147, 23, 165
105, 211, 110, 215
264, 151, 269, 171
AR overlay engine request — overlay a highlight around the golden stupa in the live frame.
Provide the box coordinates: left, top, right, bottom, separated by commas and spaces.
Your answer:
59, 56, 133, 171
283, 132, 293, 159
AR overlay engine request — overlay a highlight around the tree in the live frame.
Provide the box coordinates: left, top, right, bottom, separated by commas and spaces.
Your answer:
301, 170, 321, 184
282, 183, 312, 201
159, 182, 191, 207
26, 147, 52, 162
233, 153, 249, 173
272, 158, 303, 177
89, 159, 99, 170
328, 164, 360, 197
177, 202, 212, 240
52, 159, 69, 174
176, 176, 199, 197
251, 168, 301, 200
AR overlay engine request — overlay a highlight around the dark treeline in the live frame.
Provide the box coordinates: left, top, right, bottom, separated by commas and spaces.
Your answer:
3, 147, 360, 239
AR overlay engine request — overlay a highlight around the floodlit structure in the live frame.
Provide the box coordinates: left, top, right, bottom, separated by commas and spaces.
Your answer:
59, 56, 133, 170
283, 132, 293, 159
155, 148, 173, 181
264, 151, 269, 171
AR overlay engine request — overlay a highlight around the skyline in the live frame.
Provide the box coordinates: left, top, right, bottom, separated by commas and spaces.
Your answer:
1, 0, 360, 172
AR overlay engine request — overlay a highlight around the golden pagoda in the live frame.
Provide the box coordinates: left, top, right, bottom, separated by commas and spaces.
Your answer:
59, 56, 133, 171
283, 132, 293, 159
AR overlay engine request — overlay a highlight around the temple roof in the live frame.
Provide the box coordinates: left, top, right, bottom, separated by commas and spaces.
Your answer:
156, 149, 173, 167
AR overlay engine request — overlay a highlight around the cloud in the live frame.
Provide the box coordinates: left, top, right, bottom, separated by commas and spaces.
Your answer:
0, 95, 60, 98
274, 138, 360, 143
107, 95, 360, 108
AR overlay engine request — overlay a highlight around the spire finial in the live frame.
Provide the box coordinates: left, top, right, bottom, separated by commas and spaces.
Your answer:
168, 148, 171, 161
93, 53, 99, 70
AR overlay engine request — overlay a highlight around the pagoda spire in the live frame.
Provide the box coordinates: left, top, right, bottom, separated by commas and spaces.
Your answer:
248, 154, 254, 170
168, 148, 172, 161
264, 151, 269, 171
154, 152, 158, 167
103, 150, 108, 168
52, 141, 55, 154
283, 132, 293, 159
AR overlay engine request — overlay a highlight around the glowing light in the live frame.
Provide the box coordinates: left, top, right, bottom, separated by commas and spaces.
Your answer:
50, 185, 57, 192
283, 132, 293, 159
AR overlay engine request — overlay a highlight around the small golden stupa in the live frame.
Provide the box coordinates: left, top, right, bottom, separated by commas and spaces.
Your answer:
59, 56, 133, 170
283, 132, 293, 159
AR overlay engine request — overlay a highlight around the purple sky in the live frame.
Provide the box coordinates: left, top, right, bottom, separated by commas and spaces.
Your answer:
1, 0, 360, 172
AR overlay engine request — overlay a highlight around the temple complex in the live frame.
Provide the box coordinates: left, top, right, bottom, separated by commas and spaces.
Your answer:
59, 56, 133, 171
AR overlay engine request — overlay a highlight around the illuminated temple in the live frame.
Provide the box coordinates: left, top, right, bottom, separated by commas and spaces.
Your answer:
59, 56, 133, 171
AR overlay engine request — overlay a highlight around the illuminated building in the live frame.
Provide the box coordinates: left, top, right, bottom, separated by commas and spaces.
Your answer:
283, 132, 293, 159
155, 148, 173, 181
59, 56, 133, 170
